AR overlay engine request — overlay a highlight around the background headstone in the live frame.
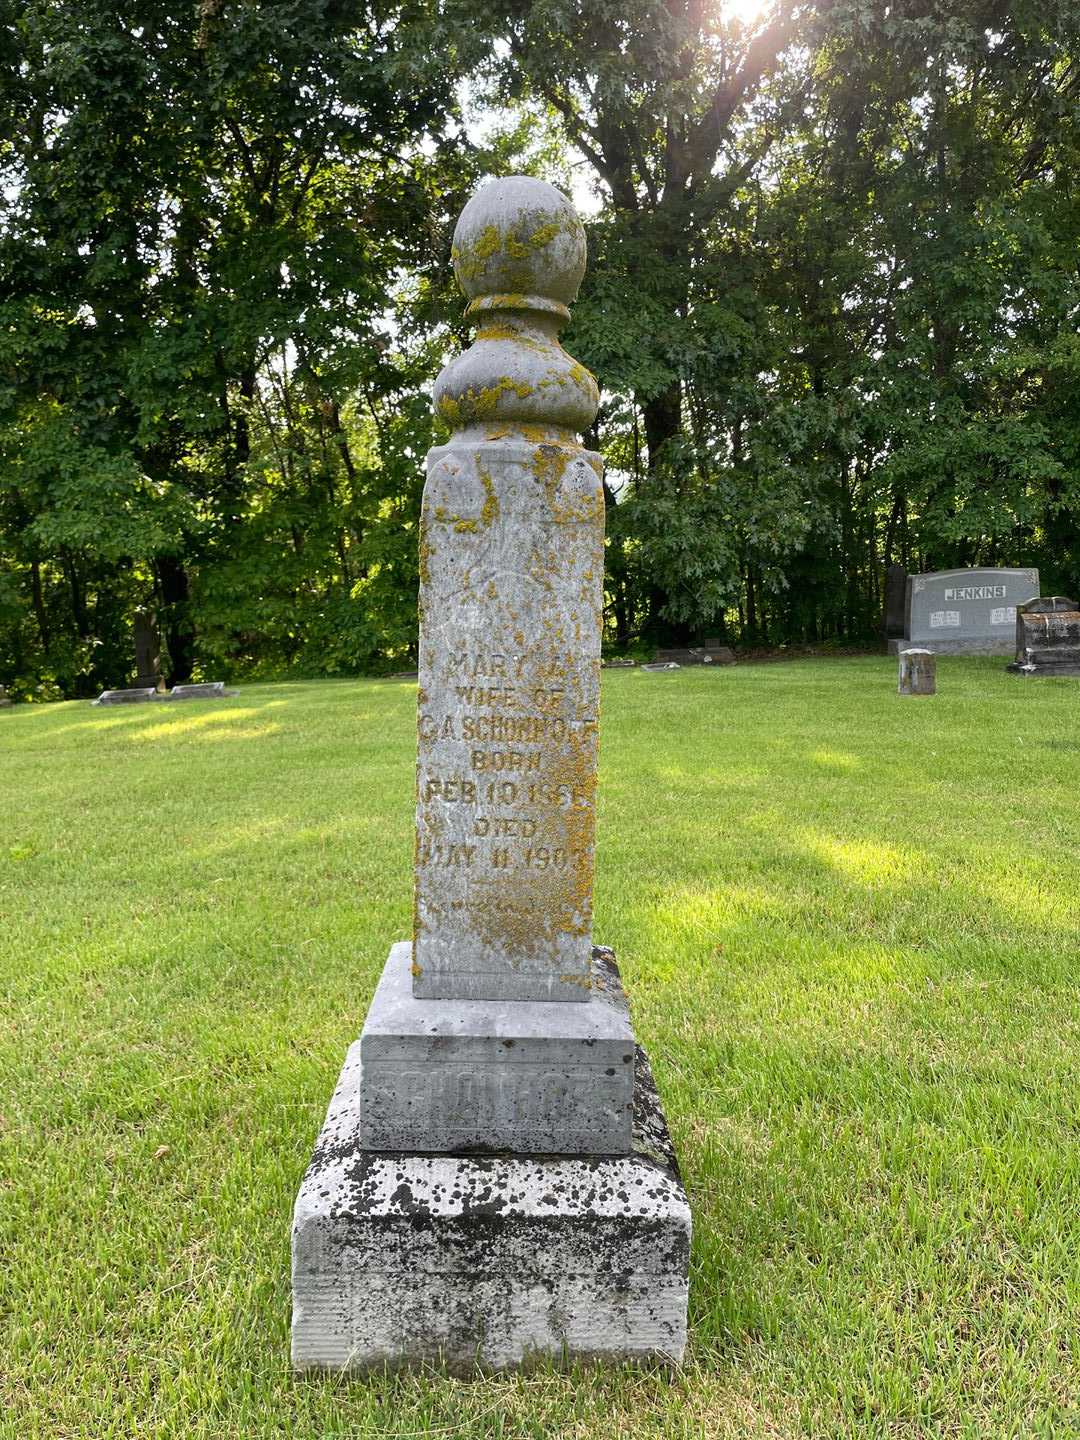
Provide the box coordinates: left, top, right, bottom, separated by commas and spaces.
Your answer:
653, 644, 735, 666
883, 563, 907, 640
898, 648, 936, 696
133, 609, 163, 690
0, 686, 11, 708
164, 682, 231, 700
1008, 597, 1080, 676
889, 567, 1040, 655
92, 688, 158, 706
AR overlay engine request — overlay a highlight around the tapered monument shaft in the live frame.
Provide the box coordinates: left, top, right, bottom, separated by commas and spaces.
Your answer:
412, 176, 605, 1002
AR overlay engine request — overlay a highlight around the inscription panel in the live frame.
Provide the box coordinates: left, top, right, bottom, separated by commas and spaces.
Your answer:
413, 441, 605, 1002
362, 1060, 632, 1153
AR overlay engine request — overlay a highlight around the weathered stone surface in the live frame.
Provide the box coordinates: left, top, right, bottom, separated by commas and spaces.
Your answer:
92, 687, 158, 706
414, 177, 604, 1004
898, 648, 936, 696
359, 941, 635, 1155
1008, 597, 1080, 677
292, 1043, 690, 1374
0, 686, 11, 708
888, 566, 1040, 655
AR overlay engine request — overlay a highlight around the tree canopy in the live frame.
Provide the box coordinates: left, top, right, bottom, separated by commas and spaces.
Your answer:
2, 0, 1079, 695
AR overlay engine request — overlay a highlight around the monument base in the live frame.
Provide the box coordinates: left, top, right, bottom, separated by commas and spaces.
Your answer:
358, 942, 635, 1155
887, 636, 1015, 656
291, 1037, 690, 1374
1007, 661, 1080, 677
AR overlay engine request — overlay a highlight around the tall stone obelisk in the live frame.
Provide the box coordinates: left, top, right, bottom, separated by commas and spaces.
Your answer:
292, 177, 690, 1372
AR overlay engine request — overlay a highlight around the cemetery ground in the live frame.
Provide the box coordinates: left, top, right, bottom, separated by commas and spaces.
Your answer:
3, 660, 1078, 1440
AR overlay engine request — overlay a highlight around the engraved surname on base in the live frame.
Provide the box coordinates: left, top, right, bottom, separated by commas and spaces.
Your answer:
366, 1063, 628, 1132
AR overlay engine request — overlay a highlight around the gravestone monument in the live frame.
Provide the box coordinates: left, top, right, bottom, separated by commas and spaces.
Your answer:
0, 686, 11, 708
898, 648, 935, 696
1008, 597, 1080, 677
92, 688, 159, 706
133, 609, 163, 690
653, 643, 735, 666
888, 567, 1039, 655
883, 564, 907, 642
291, 176, 690, 1373
163, 681, 232, 700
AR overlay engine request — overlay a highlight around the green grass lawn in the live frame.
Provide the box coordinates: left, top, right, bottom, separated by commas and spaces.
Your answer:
3, 658, 1079, 1439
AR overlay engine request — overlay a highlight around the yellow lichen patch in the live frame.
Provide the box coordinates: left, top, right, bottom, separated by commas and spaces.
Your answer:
474, 323, 559, 361
567, 359, 596, 389
436, 394, 463, 428
475, 322, 519, 342
418, 534, 434, 585
474, 224, 501, 260
527, 220, 561, 249
558, 972, 594, 991
431, 502, 478, 534
437, 377, 536, 428
451, 224, 503, 280
479, 468, 500, 527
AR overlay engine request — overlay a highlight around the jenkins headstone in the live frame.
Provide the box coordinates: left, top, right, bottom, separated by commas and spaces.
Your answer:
889, 567, 1040, 655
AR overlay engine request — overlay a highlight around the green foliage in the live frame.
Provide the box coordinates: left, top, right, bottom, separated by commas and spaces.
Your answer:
2, 0, 1080, 684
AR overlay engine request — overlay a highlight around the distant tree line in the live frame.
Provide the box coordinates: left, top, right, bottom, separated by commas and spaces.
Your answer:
2, 0, 1079, 696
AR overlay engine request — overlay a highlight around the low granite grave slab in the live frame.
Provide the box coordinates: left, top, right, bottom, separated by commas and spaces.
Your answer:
653, 646, 734, 665
93, 687, 159, 706
292, 1042, 690, 1375
359, 942, 635, 1155
160, 681, 232, 700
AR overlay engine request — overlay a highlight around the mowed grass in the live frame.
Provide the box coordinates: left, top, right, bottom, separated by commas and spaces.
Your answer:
2, 658, 1079, 1439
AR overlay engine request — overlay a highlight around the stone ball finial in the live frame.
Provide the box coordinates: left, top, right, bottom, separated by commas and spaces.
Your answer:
451, 176, 587, 320
434, 176, 597, 440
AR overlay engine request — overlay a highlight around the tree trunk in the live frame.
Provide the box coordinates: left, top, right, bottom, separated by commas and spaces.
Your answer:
641, 381, 682, 473
29, 558, 50, 653
156, 555, 196, 683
